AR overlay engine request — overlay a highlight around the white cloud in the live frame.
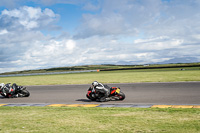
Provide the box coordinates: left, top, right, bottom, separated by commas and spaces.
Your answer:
16, 39, 78, 69
65, 40, 76, 52
0, 6, 59, 30
134, 37, 184, 51
75, 0, 162, 38
1, 1, 200, 73
0, 29, 8, 35
0, 6, 61, 73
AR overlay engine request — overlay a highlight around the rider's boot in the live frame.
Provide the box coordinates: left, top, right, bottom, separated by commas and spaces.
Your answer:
12, 94, 18, 98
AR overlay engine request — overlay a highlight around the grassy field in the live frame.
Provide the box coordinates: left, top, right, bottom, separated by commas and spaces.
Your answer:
1, 63, 200, 75
0, 66, 200, 133
0, 67, 200, 85
0, 107, 199, 133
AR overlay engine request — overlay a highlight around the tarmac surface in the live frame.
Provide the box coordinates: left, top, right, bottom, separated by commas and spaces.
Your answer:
0, 82, 200, 108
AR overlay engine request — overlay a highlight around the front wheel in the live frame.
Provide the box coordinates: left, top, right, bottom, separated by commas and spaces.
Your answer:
117, 92, 125, 100
20, 90, 30, 97
86, 94, 96, 101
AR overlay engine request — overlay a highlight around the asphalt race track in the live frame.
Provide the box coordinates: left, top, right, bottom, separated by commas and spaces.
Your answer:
0, 82, 200, 105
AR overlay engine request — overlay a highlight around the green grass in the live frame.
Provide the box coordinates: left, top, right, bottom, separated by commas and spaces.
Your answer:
0, 107, 199, 133
0, 68, 200, 85
1, 63, 200, 75
0, 67, 200, 133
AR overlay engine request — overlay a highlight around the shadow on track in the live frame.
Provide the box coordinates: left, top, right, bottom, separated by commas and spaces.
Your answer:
0, 96, 5, 99
76, 99, 94, 102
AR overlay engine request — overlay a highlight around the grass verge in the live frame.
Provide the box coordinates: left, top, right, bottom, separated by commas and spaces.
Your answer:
0, 107, 199, 133
0, 68, 200, 85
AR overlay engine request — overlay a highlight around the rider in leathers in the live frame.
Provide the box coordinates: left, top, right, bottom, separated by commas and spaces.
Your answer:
92, 81, 111, 102
0, 83, 21, 98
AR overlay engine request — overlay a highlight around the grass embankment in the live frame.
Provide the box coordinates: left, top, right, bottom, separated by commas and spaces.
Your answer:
0, 67, 200, 85
1, 63, 200, 75
0, 107, 199, 133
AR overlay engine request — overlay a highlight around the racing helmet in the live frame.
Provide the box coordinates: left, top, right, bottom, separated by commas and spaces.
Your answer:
92, 81, 99, 87
0, 83, 5, 90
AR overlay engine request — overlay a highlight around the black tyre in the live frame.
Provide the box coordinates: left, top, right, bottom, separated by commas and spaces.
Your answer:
118, 91, 125, 100
86, 94, 96, 101
21, 90, 30, 97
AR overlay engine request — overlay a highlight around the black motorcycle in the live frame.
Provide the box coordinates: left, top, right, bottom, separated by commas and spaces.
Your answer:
0, 83, 30, 98
86, 85, 125, 101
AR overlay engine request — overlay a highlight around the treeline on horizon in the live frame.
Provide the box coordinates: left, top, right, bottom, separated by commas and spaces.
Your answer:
1, 62, 200, 75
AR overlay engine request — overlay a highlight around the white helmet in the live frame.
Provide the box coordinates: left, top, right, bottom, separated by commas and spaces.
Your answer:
92, 81, 99, 87
0, 83, 5, 89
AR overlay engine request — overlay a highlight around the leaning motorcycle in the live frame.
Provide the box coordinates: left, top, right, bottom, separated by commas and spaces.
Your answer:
86, 86, 125, 101
0, 83, 30, 98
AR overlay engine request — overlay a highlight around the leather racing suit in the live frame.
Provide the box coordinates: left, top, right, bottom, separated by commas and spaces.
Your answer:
94, 83, 111, 102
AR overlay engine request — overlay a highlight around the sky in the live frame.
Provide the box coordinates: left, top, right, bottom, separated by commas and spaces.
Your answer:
0, 0, 200, 73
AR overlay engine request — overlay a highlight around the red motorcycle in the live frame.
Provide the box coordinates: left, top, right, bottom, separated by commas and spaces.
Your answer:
86, 86, 125, 101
